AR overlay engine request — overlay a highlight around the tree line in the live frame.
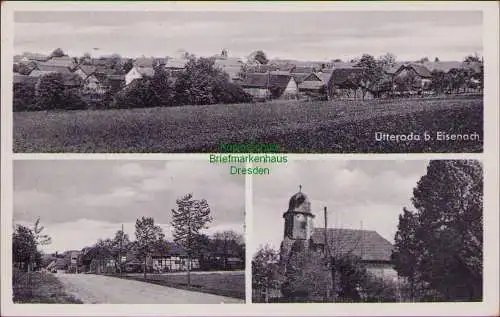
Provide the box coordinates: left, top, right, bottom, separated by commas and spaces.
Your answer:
252, 160, 483, 303
13, 54, 252, 112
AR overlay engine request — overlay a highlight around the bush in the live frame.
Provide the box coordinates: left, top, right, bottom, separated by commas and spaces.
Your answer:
13, 82, 36, 112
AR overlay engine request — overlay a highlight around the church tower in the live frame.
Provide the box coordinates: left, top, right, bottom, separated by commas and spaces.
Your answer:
280, 186, 315, 266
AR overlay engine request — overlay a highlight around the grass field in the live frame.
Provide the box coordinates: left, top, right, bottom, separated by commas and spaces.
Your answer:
13, 95, 483, 153
118, 271, 245, 300
12, 269, 83, 304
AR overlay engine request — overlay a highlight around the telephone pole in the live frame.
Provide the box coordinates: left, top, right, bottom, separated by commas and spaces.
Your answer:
324, 206, 331, 300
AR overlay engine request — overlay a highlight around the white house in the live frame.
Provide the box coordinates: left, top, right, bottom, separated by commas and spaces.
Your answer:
125, 66, 155, 85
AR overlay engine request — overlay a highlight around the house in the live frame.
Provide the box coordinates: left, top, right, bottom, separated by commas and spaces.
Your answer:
133, 57, 166, 68
28, 70, 58, 78
42, 55, 76, 69
149, 242, 200, 273
74, 65, 97, 80
125, 66, 155, 85
17, 52, 50, 63
240, 72, 298, 100
36, 64, 72, 74
296, 73, 327, 100
310, 228, 397, 280
213, 53, 244, 83
391, 63, 433, 92
323, 67, 366, 100
65, 250, 82, 273
164, 58, 189, 73
46, 257, 68, 273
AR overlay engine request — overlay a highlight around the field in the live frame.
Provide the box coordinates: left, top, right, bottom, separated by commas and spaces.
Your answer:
12, 269, 83, 303
13, 95, 483, 153
119, 271, 245, 300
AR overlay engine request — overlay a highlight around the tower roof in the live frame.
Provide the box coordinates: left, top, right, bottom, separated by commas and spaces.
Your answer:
287, 186, 312, 214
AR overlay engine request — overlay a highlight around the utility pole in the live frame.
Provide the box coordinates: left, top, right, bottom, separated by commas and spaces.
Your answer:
119, 224, 123, 275
324, 206, 331, 301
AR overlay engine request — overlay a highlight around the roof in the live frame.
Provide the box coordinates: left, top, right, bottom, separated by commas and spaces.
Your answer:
150, 242, 188, 257
61, 73, 83, 87
292, 66, 317, 74
13, 73, 38, 85
37, 64, 71, 74
240, 73, 293, 89
20, 52, 50, 62
77, 65, 97, 76
43, 56, 75, 68
246, 65, 280, 73
298, 81, 325, 90
311, 228, 393, 262
165, 58, 188, 69
135, 67, 155, 77
331, 68, 364, 86
421, 61, 482, 74
29, 70, 57, 77
134, 57, 155, 68
287, 191, 312, 214
292, 73, 310, 84
407, 63, 432, 78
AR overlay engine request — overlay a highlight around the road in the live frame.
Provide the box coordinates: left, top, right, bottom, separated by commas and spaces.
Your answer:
56, 273, 243, 304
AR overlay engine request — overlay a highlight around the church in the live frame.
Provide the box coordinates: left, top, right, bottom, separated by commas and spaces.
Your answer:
279, 187, 398, 281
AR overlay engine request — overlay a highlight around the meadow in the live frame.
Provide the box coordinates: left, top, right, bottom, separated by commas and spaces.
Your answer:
121, 271, 245, 300
12, 269, 83, 304
13, 95, 483, 153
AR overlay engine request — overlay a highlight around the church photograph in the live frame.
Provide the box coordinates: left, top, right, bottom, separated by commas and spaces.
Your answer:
251, 160, 483, 303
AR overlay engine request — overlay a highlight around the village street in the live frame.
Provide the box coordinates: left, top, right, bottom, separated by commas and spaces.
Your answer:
56, 273, 244, 304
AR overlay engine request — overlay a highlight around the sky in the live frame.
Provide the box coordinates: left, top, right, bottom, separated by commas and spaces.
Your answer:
14, 11, 482, 62
14, 160, 245, 253
252, 160, 430, 255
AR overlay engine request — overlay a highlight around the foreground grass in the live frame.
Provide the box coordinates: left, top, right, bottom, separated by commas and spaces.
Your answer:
115, 271, 245, 300
13, 95, 483, 153
13, 269, 82, 304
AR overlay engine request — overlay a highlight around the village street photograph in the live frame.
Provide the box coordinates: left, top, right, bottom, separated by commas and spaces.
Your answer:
11, 8, 483, 153
12, 160, 245, 304
252, 160, 483, 303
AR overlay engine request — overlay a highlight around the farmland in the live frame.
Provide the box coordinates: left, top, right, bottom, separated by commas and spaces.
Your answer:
13, 95, 483, 153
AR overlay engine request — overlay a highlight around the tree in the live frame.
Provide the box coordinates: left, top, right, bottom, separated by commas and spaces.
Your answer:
79, 53, 92, 65
13, 81, 36, 112
378, 53, 397, 69
392, 160, 483, 301
122, 59, 134, 74
281, 246, 332, 301
252, 245, 281, 303
171, 193, 212, 286
174, 57, 250, 106
134, 217, 165, 279
151, 67, 174, 107
434, 57, 440, 62
464, 53, 481, 63
35, 73, 65, 110
50, 48, 65, 58
354, 54, 385, 100
212, 230, 244, 270
249, 50, 269, 65
12, 225, 37, 271
418, 57, 429, 63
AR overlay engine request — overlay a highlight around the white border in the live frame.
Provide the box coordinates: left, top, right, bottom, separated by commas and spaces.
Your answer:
2, 1, 499, 316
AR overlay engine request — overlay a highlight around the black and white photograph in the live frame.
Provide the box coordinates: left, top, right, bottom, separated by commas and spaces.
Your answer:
12, 9, 483, 153
12, 160, 245, 304
252, 160, 483, 303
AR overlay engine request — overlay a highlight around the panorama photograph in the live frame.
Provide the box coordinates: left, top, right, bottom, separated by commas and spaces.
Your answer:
12, 9, 483, 153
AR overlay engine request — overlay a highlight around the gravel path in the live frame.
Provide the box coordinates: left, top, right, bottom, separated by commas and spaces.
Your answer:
56, 273, 243, 304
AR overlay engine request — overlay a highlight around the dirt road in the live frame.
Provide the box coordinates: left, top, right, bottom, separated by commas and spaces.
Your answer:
56, 273, 243, 304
